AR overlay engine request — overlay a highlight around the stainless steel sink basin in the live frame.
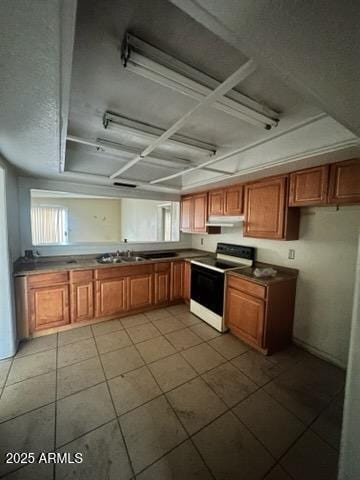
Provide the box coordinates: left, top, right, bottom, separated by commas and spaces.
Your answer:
120, 256, 145, 262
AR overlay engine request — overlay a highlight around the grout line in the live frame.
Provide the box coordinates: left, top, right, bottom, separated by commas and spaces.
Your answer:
0, 357, 14, 401
92, 328, 136, 479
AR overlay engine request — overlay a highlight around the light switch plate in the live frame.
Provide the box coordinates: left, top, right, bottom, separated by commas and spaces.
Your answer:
288, 249, 295, 260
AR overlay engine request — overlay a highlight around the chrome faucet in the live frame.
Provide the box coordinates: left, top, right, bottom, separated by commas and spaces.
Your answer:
126, 249, 131, 257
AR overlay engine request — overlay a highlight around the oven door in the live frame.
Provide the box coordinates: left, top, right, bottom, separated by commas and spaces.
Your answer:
191, 263, 225, 316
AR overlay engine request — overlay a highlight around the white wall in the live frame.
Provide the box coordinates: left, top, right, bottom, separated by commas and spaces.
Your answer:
338, 234, 360, 479
191, 205, 360, 368
0, 158, 20, 359
120, 198, 162, 242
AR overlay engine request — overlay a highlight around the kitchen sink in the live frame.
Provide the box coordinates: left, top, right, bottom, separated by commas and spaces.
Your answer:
96, 255, 145, 264
120, 256, 145, 262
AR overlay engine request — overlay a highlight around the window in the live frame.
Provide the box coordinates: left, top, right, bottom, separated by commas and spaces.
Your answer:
31, 206, 68, 245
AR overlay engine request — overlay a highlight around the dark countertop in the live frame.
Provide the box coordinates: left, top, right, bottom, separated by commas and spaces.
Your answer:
227, 261, 298, 286
13, 249, 211, 276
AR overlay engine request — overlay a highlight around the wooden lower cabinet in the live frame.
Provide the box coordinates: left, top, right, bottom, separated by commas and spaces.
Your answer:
30, 284, 70, 331
225, 273, 297, 354
95, 277, 127, 317
128, 274, 153, 310
72, 282, 94, 322
170, 261, 184, 301
154, 263, 170, 305
183, 261, 191, 302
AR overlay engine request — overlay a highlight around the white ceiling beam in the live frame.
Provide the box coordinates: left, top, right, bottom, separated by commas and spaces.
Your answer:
149, 113, 328, 184
67, 135, 230, 174
125, 51, 278, 129
103, 112, 216, 155
110, 59, 257, 179
125, 33, 278, 122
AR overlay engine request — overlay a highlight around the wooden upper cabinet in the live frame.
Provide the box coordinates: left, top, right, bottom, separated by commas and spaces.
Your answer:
180, 196, 193, 232
192, 193, 208, 232
244, 176, 299, 240
128, 274, 153, 310
208, 189, 224, 215
328, 159, 360, 204
30, 284, 70, 331
224, 185, 243, 215
289, 165, 329, 206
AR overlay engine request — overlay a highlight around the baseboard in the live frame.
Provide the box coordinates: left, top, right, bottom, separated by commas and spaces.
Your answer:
293, 336, 347, 370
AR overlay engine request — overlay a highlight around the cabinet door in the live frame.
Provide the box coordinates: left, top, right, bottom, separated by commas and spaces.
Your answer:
226, 287, 264, 347
244, 177, 286, 239
72, 282, 94, 322
30, 285, 70, 331
193, 193, 208, 233
170, 261, 184, 301
208, 190, 224, 215
128, 274, 153, 310
180, 196, 193, 232
328, 159, 360, 204
289, 165, 329, 206
96, 277, 127, 317
154, 271, 170, 305
183, 262, 191, 301
224, 185, 243, 215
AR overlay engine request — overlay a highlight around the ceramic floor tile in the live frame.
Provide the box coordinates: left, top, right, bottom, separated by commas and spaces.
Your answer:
58, 326, 93, 346
193, 411, 274, 480
126, 322, 161, 344
165, 304, 189, 316
57, 356, 105, 399
56, 382, 115, 447
181, 343, 225, 374
137, 440, 212, 480
268, 344, 311, 370
145, 308, 173, 321
165, 328, 203, 351
167, 377, 227, 435
233, 389, 306, 458
109, 365, 161, 416
120, 313, 149, 329
232, 350, 283, 386
0, 404, 55, 476
136, 336, 176, 364
0, 359, 12, 389
264, 357, 345, 425
91, 319, 124, 337
101, 345, 144, 379
202, 362, 258, 407
148, 353, 197, 392
16, 334, 57, 357
281, 430, 338, 480
0, 371, 56, 422
176, 312, 202, 327
208, 333, 249, 359
94, 329, 132, 354
189, 322, 221, 341
264, 465, 293, 480
57, 338, 98, 369
311, 395, 344, 450
120, 396, 187, 474
151, 315, 184, 334
56, 420, 132, 480
7, 349, 56, 385
1, 463, 54, 480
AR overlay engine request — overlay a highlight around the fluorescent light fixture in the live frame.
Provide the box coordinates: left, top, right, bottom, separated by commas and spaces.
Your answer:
122, 34, 279, 130
103, 112, 216, 156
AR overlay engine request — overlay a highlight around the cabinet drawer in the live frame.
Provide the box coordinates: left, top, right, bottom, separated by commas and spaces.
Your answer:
227, 275, 266, 299
70, 270, 94, 283
154, 262, 171, 273
28, 272, 69, 288
95, 264, 153, 280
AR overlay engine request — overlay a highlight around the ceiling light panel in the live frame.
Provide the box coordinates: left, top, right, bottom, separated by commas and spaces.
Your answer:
122, 33, 279, 130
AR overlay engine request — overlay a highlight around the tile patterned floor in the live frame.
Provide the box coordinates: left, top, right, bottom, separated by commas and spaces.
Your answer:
0, 305, 345, 479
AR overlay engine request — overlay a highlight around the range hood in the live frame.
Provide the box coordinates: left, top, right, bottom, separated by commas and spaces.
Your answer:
205, 215, 244, 228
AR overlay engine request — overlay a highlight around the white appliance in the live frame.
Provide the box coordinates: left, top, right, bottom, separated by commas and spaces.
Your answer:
190, 243, 255, 332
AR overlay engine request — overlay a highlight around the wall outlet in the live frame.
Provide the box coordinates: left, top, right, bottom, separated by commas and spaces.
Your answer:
288, 249, 295, 260
200, 238, 204, 246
